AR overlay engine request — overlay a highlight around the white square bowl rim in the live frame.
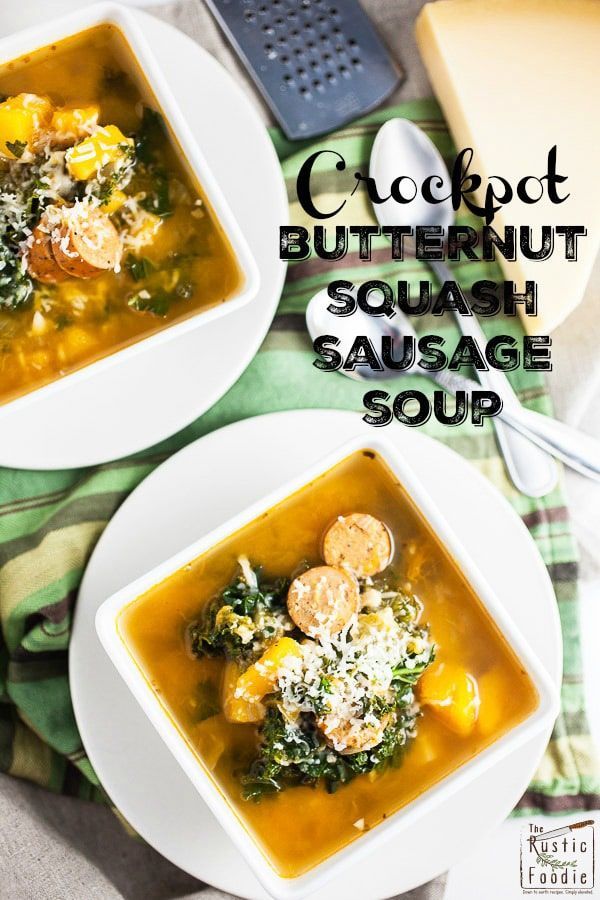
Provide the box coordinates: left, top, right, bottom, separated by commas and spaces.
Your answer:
0, 1, 260, 420
95, 433, 559, 900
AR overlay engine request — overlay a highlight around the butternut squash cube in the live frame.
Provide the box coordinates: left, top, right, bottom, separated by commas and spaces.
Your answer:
476, 669, 509, 737
58, 326, 98, 364
235, 637, 302, 706
66, 124, 133, 180
418, 662, 480, 736
102, 189, 127, 215
0, 93, 53, 158
221, 660, 265, 725
51, 105, 99, 146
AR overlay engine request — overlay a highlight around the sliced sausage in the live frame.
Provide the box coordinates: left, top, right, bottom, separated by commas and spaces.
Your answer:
318, 712, 389, 754
287, 565, 359, 639
26, 224, 69, 284
52, 206, 121, 279
322, 513, 392, 578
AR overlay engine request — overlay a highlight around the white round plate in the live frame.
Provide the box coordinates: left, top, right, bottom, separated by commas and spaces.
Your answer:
70, 410, 562, 900
0, 9, 286, 469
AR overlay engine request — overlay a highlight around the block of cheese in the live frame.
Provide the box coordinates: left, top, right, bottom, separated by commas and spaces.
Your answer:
416, 0, 600, 334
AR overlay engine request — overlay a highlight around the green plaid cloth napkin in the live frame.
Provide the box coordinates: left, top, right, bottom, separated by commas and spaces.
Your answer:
0, 98, 598, 815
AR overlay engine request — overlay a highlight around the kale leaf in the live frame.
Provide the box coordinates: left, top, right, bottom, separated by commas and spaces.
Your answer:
133, 108, 173, 218
5, 139, 27, 159
135, 106, 167, 165
392, 647, 436, 687
90, 142, 135, 205
125, 254, 155, 282
127, 279, 195, 317
128, 290, 171, 317
0, 245, 33, 310
140, 169, 172, 218
194, 679, 221, 722
241, 704, 417, 802
189, 566, 290, 662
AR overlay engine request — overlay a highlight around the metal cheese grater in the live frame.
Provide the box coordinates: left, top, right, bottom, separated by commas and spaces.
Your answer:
204, 0, 402, 139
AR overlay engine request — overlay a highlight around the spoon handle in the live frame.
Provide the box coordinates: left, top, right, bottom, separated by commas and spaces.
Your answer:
434, 369, 600, 482
429, 260, 559, 497
499, 406, 600, 481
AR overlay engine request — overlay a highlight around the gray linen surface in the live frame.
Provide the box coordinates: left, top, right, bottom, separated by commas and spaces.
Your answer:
1, 0, 599, 899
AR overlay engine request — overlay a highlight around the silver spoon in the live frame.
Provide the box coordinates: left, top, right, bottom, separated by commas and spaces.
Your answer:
306, 286, 600, 482
369, 117, 558, 497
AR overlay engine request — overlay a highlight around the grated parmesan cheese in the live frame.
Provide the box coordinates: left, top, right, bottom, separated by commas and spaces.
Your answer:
276, 603, 432, 753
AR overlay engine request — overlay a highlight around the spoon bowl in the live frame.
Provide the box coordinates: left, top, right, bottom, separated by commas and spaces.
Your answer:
369, 118, 455, 231
305, 286, 417, 382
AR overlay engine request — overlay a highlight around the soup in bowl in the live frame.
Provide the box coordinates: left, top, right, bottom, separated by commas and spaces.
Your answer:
0, 5, 258, 410
96, 436, 558, 899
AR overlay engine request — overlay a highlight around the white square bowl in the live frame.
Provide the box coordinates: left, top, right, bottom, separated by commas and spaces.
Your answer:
95, 434, 559, 900
0, 1, 260, 419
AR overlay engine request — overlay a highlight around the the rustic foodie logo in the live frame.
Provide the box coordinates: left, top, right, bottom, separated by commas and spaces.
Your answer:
520, 819, 594, 893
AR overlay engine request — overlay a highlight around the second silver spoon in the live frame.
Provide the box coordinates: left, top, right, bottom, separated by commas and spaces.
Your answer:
306, 287, 600, 483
